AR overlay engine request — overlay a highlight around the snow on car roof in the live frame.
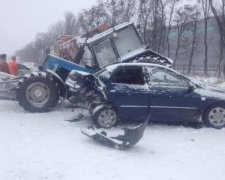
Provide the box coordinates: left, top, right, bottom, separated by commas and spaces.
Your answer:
105, 62, 173, 72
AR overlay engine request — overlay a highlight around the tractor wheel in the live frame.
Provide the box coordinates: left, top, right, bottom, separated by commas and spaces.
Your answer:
17, 72, 60, 112
92, 105, 119, 128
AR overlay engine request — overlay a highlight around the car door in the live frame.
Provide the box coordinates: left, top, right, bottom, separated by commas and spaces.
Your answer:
106, 65, 150, 121
144, 66, 202, 122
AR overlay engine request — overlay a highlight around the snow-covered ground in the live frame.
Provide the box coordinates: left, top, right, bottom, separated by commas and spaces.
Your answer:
0, 99, 225, 180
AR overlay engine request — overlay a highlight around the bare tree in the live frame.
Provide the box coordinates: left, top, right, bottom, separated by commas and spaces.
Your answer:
157, 0, 170, 53
99, 0, 137, 25
173, 5, 190, 66
16, 42, 37, 63
199, 0, 211, 76
166, 0, 178, 57
209, 0, 225, 77
16, 21, 65, 63
138, 0, 153, 44
47, 21, 65, 45
78, 4, 110, 32
187, 5, 201, 74
151, 0, 161, 50
64, 12, 79, 35
138, 0, 168, 52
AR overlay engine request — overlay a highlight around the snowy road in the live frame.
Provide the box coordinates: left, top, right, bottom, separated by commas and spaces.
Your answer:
0, 100, 225, 180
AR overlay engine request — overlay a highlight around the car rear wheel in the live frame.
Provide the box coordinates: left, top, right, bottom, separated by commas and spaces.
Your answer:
92, 105, 118, 128
204, 104, 225, 129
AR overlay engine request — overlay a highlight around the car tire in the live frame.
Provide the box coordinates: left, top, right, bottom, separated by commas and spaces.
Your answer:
17, 72, 60, 112
92, 105, 119, 128
204, 103, 225, 129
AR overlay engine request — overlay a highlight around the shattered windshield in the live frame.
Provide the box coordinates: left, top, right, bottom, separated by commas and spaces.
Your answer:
93, 39, 117, 68
114, 25, 143, 58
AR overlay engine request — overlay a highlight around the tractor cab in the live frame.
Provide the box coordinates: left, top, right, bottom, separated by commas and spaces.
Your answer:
86, 22, 145, 68
85, 22, 172, 68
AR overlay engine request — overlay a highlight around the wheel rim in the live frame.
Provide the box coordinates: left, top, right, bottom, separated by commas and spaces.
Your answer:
26, 82, 50, 108
208, 107, 225, 127
98, 109, 117, 128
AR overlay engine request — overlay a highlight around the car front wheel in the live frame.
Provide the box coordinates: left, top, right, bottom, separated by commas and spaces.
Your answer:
92, 105, 118, 128
204, 104, 225, 129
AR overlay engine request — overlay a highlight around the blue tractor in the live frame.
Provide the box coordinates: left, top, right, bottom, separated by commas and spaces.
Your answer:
16, 22, 172, 112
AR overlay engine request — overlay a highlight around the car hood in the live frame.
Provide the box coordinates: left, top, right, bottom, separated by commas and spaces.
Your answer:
195, 85, 225, 100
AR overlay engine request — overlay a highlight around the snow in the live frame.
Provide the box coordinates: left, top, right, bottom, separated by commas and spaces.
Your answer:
1, 99, 225, 180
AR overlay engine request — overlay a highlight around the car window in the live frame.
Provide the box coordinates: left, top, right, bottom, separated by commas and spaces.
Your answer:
145, 66, 188, 88
111, 66, 145, 85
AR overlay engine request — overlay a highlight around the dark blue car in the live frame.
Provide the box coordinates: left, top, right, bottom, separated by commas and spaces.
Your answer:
84, 63, 225, 129
66, 63, 225, 129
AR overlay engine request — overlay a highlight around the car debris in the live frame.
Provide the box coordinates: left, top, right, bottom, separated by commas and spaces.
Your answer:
81, 118, 149, 150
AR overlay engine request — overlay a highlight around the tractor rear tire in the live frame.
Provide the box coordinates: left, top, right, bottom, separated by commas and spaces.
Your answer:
17, 72, 60, 112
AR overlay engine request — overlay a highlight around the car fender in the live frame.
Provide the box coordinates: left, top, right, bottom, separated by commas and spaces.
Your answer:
91, 103, 116, 115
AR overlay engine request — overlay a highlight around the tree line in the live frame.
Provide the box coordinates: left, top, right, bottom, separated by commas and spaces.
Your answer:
16, 0, 225, 77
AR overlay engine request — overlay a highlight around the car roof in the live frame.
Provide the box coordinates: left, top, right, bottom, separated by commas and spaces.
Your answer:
105, 62, 168, 70
104, 62, 183, 76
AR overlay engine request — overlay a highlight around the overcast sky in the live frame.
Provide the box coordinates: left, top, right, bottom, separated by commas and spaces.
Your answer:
0, 0, 97, 57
